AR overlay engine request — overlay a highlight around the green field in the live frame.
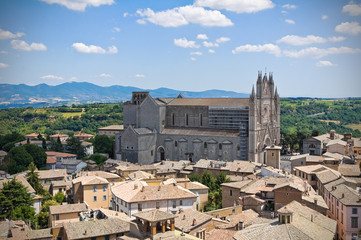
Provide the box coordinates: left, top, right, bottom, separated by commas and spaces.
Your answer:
346, 123, 361, 132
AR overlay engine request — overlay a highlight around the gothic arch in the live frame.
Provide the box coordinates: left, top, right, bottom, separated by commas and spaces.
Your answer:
157, 146, 165, 162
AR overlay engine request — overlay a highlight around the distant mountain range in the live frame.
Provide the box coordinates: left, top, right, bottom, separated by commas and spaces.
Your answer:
0, 82, 249, 109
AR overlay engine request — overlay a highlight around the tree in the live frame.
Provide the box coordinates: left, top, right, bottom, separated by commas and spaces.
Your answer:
36, 200, 59, 229
4, 146, 33, 174
23, 144, 47, 169
90, 153, 107, 166
50, 137, 63, 152
37, 133, 43, 140
66, 137, 85, 158
201, 171, 215, 192
53, 192, 65, 204
93, 135, 113, 158
26, 162, 52, 202
42, 138, 47, 150
0, 178, 35, 222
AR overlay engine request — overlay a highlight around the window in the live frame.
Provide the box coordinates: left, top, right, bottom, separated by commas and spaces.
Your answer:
111, 180, 114, 184
172, 113, 175, 125
156, 202, 160, 209
93, 196, 97, 202
91, 237, 96, 240
151, 150, 153, 156
103, 185, 107, 191
93, 186, 97, 192
219, 144, 222, 150
352, 208, 358, 214
138, 203, 142, 211
173, 201, 176, 208
185, 114, 189, 126
200, 114, 203, 126
180, 200, 183, 206
103, 195, 107, 201
175, 141, 178, 147
230, 190, 233, 196
311, 175, 316, 181
352, 217, 358, 228
341, 212, 343, 224
272, 153, 274, 157
55, 214, 59, 220
105, 236, 110, 240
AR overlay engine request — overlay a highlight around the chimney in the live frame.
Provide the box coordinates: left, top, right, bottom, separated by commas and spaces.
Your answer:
193, 219, 197, 226
311, 215, 313, 222
141, 186, 144, 192
83, 230, 87, 235
182, 214, 186, 220
238, 221, 244, 230
134, 184, 138, 190
314, 198, 318, 206
342, 193, 345, 198
158, 185, 161, 191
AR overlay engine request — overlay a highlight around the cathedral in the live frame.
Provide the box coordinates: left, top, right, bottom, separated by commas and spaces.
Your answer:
115, 71, 280, 164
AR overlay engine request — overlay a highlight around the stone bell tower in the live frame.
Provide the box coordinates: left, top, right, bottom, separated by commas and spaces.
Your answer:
249, 71, 280, 163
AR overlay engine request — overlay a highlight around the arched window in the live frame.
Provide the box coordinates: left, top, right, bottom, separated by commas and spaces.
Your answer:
200, 114, 203, 126
172, 113, 175, 126
204, 142, 207, 155
185, 114, 189, 126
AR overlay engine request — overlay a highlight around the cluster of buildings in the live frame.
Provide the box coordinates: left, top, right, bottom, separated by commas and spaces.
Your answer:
1, 71, 361, 239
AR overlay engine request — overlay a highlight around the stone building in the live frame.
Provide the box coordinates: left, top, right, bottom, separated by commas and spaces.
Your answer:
117, 71, 280, 165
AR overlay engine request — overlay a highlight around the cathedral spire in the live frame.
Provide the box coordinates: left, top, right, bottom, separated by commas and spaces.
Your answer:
257, 71, 262, 84
275, 87, 279, 99
250, 85, 255, 100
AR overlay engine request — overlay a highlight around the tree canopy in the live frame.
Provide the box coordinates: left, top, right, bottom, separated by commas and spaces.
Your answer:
0, 178, 35, 222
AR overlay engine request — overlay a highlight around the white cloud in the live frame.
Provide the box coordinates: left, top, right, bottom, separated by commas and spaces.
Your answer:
69, 76, 78, 81
197, 34, 208, 40
281, 10, 287, 14
232, 43, 281, 56
11, 40, 47, 51
190, 51, 203, 55
191, 57, 197, 61
283, 46, 361, 58
282, 4, 296, 9
285, 19, 295, 24
277, 35, 327, 46
123, 12, 129, 17
209, 49, 215, 53
0, 51, 7, 54
328, 36, 346, 42
136, 5, 233, 27
316, 60, 336, 67
112, 27, 120, 32
216, 37, 230, 43
335, 22, 361, 35
0, 28, 25, 40
136, 19, 147, 24
342, 2, 361, 16
322, 15, 328, 20
277, 35, 346, 46
99, 73, 111, 78
135, 74, 145, 78
40, 0, 114, 11
72, 42, 118, 54
174, 38, 200, 48
40, 75, 63, 80
203, 41, 219, 47
194, 0, 275, 13
0, 62, 9, 68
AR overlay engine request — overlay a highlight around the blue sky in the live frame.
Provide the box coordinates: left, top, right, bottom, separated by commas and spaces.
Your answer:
0, 0, 361, 98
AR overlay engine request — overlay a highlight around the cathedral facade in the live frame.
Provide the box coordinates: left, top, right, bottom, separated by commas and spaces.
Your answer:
115, 71, 280, 164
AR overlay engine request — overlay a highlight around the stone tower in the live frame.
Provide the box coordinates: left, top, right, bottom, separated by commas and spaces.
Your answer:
248, 71, 280, 163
